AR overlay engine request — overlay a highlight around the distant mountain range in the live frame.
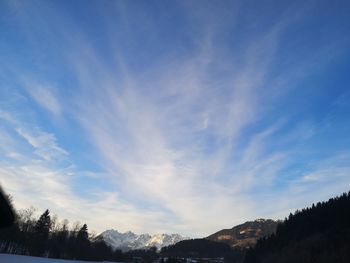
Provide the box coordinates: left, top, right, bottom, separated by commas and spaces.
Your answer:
100, 219, 278, 252
161, 218, 278, 260
100, 230, 189, 251
206, 218, 278, 248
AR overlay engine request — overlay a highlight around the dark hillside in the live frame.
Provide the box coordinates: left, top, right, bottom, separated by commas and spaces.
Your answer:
207, 219, 278, 248
161, 239, 234, 258
244, 191, 350, 263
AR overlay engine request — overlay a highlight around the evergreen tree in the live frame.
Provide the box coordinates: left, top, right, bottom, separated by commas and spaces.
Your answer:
0, 207, 126, 261
0, 187, 15, 228
77, 224, 88, 242
76, 223, 90, 260
35, 209, 51, 234
32, 209, 51, 256
244, 191, 350, 263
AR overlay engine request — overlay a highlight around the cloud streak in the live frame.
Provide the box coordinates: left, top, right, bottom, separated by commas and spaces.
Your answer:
15, 127, 67, 161
0, 1, 350, 236
25, 84, 61, 116
0, 110, 175, 234
60, 9, 304, 235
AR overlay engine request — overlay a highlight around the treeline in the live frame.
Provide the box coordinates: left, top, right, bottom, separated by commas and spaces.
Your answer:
3, 190, 350, 263
0, 205, 126, 261
244, 191, 350, 263
160, 239, 245, 263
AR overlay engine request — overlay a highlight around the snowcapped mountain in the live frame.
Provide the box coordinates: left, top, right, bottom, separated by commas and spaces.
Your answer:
100, 229, 189, 251
145, 233, 187, 250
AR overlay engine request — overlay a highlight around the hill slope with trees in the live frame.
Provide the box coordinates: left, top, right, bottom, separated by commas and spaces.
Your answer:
244, 191, 350, 263
161, 238, 233, 258
207, 219, 278, 248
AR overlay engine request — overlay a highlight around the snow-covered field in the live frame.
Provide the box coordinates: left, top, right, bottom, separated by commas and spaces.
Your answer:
0, 254, 119, 263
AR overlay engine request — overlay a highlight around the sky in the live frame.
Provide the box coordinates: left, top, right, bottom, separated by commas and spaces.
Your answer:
0, 0, 350, 237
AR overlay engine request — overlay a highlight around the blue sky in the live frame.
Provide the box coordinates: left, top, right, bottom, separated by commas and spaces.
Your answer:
0, 0, 350, 236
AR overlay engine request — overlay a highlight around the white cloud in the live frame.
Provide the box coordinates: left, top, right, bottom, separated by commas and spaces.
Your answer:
0, 110, 171, 234
60, 13, 350, 235
253, 153, 350, 221
1, 1, 349, 237
59, 18, 294, 236
15, 127, 68, 161
25, 84, 61, 116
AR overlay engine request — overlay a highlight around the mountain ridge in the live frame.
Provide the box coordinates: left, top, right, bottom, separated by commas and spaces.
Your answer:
100, 229, 189, 251
101, 218, 278, 252
206, 218, 278, 248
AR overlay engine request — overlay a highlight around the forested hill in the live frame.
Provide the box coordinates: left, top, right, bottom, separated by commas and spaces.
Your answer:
206, 219, 278, 248
160, 220, 278, 261
244, 191, 350, 263
161, 238, 233, 258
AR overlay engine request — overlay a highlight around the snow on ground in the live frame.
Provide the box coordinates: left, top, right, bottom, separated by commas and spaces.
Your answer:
0, 254, 119, 263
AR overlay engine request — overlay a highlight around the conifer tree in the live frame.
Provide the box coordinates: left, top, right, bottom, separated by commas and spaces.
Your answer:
32, 209, 51, 256
76, 223, 90, 260
77, 224, 88, 242
35, 209, 51, 234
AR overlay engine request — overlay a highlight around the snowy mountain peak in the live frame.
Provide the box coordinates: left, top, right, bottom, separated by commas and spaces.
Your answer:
100, 230, 189, 251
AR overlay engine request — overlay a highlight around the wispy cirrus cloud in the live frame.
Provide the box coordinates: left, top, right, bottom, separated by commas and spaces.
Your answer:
0, 0, 350, 237
0, 110, 172, 233
15, 127, 67, 161
59, 12, 307, 234
25, 83, 61, 116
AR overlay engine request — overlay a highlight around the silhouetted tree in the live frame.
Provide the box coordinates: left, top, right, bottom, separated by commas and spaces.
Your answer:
76, 224, 90, 260
0, 205, 128, 262
0, 187, 15, 228
31, 209, 51, 256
